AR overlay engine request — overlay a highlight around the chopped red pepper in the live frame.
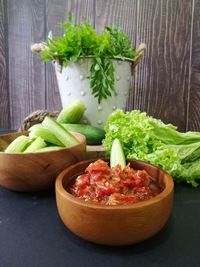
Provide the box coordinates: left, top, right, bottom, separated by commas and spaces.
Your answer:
70, 160, 162, 205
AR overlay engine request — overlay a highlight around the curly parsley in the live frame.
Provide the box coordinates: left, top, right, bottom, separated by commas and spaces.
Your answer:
40, 15, 136, 103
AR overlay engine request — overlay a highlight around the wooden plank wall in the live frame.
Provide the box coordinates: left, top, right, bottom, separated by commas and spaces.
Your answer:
0, 0, 199, 132
0, 0, 9, 129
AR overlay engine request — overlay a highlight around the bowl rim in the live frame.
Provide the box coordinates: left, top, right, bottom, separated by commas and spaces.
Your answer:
55, 158, 174, 210
0, 131, 86, 155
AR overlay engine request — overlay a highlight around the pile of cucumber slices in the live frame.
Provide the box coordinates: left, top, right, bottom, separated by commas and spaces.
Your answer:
4, 100, 105, 153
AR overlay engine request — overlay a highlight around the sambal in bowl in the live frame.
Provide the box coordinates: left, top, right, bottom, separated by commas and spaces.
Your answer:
55, 158, 174, 245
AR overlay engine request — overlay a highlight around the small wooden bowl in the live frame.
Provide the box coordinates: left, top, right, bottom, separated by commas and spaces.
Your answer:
56, 159, 174, 246
0, 131, 86, 192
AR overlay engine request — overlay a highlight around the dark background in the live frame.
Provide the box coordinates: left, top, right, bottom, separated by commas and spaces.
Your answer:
0, 0, 200, 131
0, 182, 200, 267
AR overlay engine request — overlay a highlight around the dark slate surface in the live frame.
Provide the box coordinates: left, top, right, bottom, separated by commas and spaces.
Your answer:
1, 176, 200, 267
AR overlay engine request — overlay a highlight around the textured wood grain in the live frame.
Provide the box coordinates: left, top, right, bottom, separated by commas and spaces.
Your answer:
0, 0, 9, 129
95, 0, 137, 35
134, 0, 193, 131
0, 131, 86, 192
1, 0, 200, 132
7, 0, 46, 130
188, 0, 200, 131
45, 0, 94, 112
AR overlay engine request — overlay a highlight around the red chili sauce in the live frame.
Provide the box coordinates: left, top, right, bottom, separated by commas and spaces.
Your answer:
70, 160, 163, 205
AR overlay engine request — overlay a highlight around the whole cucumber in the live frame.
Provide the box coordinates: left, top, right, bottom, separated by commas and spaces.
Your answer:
61, 123, 105, 145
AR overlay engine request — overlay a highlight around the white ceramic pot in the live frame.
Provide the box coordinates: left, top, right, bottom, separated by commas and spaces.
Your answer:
54, 58, 132, 128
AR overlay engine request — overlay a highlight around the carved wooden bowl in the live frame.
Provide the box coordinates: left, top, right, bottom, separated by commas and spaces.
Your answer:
0, 131, 86, 192
55, 159, 174, 246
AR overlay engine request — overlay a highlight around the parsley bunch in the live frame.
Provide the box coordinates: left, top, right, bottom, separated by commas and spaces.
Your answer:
41, 15, 136, 103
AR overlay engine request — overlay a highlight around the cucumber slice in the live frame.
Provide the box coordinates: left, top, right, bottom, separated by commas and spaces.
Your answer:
5, 135, 30, 153
29, 124, 64, 146
42, 116, 80, 147
24, 137, 46, 153
57, 100, 85, 123
110, 138, 126, 169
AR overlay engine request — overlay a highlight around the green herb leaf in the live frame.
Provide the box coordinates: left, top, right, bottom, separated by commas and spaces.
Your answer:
39, 14, 136, 103
103, 109, 200, 187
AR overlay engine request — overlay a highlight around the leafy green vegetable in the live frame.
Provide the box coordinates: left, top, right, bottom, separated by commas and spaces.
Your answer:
103, 109, 200, 187
39, 14, 136, 103
90, 57, 115, 103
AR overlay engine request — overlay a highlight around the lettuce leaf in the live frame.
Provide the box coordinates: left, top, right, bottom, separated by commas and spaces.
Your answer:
103, 109, 200, 187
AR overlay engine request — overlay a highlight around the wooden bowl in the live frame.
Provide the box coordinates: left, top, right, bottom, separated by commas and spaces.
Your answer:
55, 159, 174, 246
0, 131, 86, 192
